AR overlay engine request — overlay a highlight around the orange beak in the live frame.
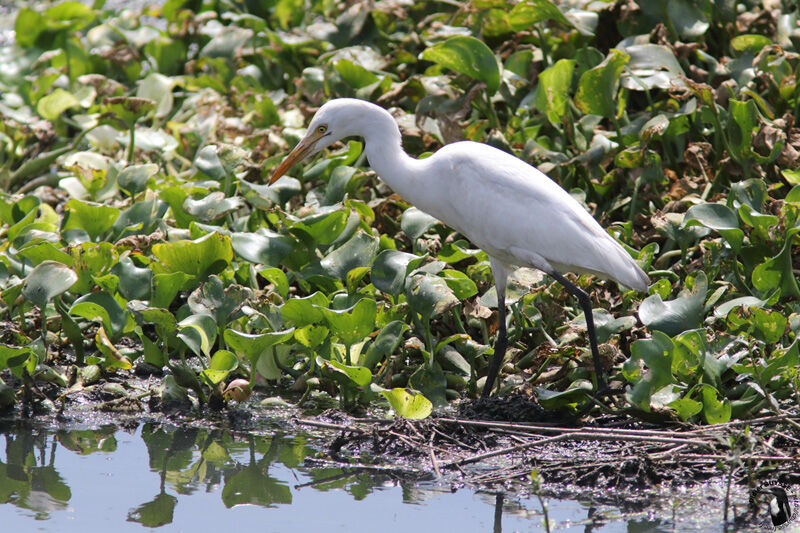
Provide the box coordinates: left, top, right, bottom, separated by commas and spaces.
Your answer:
269, 131, 325, 185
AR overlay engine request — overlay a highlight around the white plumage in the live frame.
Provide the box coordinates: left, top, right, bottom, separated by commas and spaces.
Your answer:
271, 98, 649, 395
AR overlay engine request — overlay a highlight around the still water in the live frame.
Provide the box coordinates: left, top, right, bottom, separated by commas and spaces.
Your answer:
0, 420, 769, 532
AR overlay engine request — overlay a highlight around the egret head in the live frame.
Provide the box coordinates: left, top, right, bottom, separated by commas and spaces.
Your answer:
269, 99, 358, 184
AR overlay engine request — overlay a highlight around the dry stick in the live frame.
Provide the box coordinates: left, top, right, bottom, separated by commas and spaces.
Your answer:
660, 453, 798, 462
647, 443, 689, 459
684, 414, 800, 433
441, 432, 714, 469
388, 430, 457, 458
305, 457, 424, 475
296, 418, 368, 433
430, 425, 480, 452
429, 432, 442, 479
438, 418, 711, 440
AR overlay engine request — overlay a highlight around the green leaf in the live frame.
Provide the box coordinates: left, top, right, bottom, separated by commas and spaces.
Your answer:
320, 231, 379, 280
70, 291, 128, 341
177, 314, 218, 357
698, 384, 731, 424
379, 387, 432, 419
508, 0, 571, 30
200, 350, 238, 385
224, 328, 294, 381
683, 203, 743, 252
751, 227, 800, 299
421, 35, 501, 95
335, 59, 379, 89
151, 232, 233, 287
667, 0, 709, 39
292, 209, 349, 245
183, 192, 245, 222
188, 275, 252, 326
730, 34, 772, 54
37, 89, 80, 121
63, 199, 120, 242
638, 272, 707, 337
408, 362, 448, 407
535, 380, 593, 409
440, 269, 478, 299
400, 207, 439, 241
0, 345, 34, 377
750, 308, 787, 344
294, 324, 329, 349
232, 231, 294, 267
623, 331, 675, 411
319, 358, 372, 387
575, 49, 629, 119
727, 99, 758, 162
535, 59, 575, 125
406, 273, 459, 320
258, 268, 289, 299
14, 8, 44, 48
22, 261, 77, 309
112, 256, 153, 301
363, 320, 409, 369
371, 250, 427, 298
319, 298, 377, 347
281, 292, 329, 327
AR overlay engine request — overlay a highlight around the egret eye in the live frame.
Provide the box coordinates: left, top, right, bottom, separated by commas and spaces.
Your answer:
318, 125, 327, 134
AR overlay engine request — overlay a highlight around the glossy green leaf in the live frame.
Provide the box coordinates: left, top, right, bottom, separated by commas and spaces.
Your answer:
638, 272, 707, 337
535, 59, 575, 125
37, 89, 80, 121
379, 387, 433, 419
223, 328, 295, 380
320, 231, 379, 280
200, 350, 239, 385
406, 272, 459, 320
70, 291, 128, 341
258, 268, 289, 299
440, 269, 478, 300
177, 314, 218, 357
371, 250, 427, 298
232, 230, 294, 267
400, 207, 439, 241
319, 298, 376, 347
575, 49, 629, 119
508, 0, 571, 30
683, 203, 743, 252
421, 35, 501, 95
183, 192, 245, 222
335, 59, 379, 89
408, 362, 447, 407
112, 256, 153, 301
63, 199, 120, 242
698, 384, 731, 424
730, 34, 772, 54
319, 358, 372, 387
151, 232, 233, 285
623, 331, 675, 411
281, 292, 329, 327
22, 261, 77, 308
363, 320, 409, 369
294, 324, 329, 349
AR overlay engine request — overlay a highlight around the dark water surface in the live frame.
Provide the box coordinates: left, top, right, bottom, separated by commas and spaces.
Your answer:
0, 418, 772, 532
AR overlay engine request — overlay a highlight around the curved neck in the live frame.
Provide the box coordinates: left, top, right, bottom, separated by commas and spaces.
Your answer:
356, 105, 422, 203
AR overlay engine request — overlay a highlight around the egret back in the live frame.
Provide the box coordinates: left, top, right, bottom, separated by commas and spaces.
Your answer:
406, 142, 649, 291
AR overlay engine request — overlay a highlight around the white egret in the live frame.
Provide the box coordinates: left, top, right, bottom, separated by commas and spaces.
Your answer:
270, 98, 649, 396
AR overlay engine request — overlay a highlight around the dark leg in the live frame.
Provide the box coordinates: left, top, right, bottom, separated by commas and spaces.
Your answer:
548, 271, 608, 392
482, 282, 507, 398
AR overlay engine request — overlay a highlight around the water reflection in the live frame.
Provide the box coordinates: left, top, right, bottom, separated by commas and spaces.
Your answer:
0, 421, 752, 532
